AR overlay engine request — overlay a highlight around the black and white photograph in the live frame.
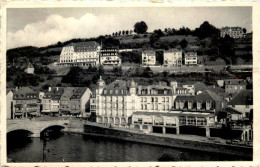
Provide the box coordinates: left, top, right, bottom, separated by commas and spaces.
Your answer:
1, 4, 258, 165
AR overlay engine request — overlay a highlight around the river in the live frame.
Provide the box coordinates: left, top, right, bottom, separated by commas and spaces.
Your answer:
7, 133, 250, 162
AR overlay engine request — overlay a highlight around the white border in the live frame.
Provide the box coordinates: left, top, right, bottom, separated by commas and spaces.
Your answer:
0, 2, 259, 167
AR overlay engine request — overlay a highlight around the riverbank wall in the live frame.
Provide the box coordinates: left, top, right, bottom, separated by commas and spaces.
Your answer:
82, 123, 252, 159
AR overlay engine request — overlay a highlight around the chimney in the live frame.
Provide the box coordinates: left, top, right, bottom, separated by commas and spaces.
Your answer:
56, 87, 59, 91
138, 86, 142, 94
15, 87, 19, 91
48, 87, 52, 92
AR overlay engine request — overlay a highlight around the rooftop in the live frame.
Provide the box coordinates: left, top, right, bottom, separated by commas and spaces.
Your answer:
228, 90, 253, 106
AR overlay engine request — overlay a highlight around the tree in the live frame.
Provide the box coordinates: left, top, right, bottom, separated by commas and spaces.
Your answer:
194, 21, 218, 39
126, 30, 129, 35
243, 28, 247, 34
112, 33, 115, 36
180, 39, 188, 49
134, 21, 148, 34
119, 31, 121, 36
122, 30, 125, 35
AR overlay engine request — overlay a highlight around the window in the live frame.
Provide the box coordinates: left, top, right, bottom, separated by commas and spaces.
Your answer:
104, 90, 107, 94
187, 117, 196, 125
151, 97, 154, 102
141, 97, 143, 102
162, 97, 165, 102
115, 90, 118, 94
166, 97, 169, 102
155, 97, 158, 102
197, 117, 206, 125
144, 97, 147, 102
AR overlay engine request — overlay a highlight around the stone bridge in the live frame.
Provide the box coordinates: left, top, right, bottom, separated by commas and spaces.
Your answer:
7, 119, 70, 137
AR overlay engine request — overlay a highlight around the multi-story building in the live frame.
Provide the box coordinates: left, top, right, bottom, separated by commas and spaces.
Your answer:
184, 52, 197, 66
100, 46, 121, 66
12, 87, 40, 119
41, 87, 64, 115
59, 41, 101, 67
163, 49, 182, 67
224, 79, 246, 94
142, 50, 156, 66
173, 90, 227, 115
6, 89, 14, 119
59, 87, 78, 115
226, 90, 253, 120
220, 27, 244, 39
69, 87, 92, 117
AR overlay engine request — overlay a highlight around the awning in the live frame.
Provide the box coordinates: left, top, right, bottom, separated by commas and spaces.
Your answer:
27, 104, 38, 107
14, 112, 22, 115
14, 104, 23, 107
28, 110, 37, 113
226, 107, 242, 115
28, 112, 40, 116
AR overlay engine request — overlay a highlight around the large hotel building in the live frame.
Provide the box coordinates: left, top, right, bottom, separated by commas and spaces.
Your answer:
58, 41, 121, 67
90, 77, 225, 137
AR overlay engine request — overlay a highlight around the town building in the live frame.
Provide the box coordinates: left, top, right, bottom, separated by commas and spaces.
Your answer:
142, 50, 156, 66
184, 52, 197, 66
131, 111, 215, 137
173, 90, 227, 115
59, 87, 78, 116
69, 87, 92, 117
226, 90, 253, 120
41, 87, 64, 115
224, 79, 246, 94
24, 62, 34, 74
163, 49, 182, 67
12, 87, 40, 119
6, 89, 14, 119
100, 46, 121, 66
58, 41, 101, 67
220, 27, 244, 39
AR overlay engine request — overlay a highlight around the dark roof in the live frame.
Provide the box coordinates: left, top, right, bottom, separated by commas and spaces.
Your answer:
224, 79, 246, 85
165, 48, 182, 53
133, 111, 214, 117
228, 90, 253, 105
66, 41, 100, 52
71, 87, 88, 99
175, 95, 195, 101
143, 50, 156, 54
185, 52, 197, 56
103, 80, 128, 95
27, 62, 34, 68
226, 107, 242, 115
195, 90, 224, 102
13, 87, 37, 100
44, 87, 64, 100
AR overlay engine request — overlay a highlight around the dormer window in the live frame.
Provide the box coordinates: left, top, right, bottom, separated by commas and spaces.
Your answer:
104, 90, 107, 94
188, 101, 192, 109
197, 101, 202, 110
206, 101, 211, 110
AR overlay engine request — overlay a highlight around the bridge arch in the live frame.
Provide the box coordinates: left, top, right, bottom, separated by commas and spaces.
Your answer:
7, 129, 34, 135
40, 125, 65, 133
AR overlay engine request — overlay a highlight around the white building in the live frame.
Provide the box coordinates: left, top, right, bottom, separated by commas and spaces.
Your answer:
142, 50, 156, 66
185, 52, 197, 66
92, 77, 178, 127
220, 27, 244, 39
59, 41, 101, 67
24, 62, 34, 74
100, 46, 121, 66
163, 49, 182, 67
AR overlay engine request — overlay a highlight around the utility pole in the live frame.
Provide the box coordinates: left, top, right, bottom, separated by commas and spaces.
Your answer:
42, 131, 47, 162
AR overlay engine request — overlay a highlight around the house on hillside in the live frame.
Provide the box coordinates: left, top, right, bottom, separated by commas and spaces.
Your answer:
184, 52, 197, 66
100, 46, 121, 66
220, 27, 244, 39
142, 50, 156, 66
58, 41, 101, 67
163, 49, 182, 67
24, 62, 34, 74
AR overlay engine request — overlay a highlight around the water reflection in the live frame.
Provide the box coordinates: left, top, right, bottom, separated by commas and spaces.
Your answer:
7, 133, 251, 162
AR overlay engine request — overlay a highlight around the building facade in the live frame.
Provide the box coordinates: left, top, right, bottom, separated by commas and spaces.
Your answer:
224, 79, 246, 94
220, 27, 244, 39
59, 41, 101, 67
6, 90, 14, 119
184, 52, 197, 66
69, 87, 92, 117
41, 87, 64, 115
12, 87, 40, 119
100, 46, 121, 66
163, 49, 182, 67
142, 50, 156, 66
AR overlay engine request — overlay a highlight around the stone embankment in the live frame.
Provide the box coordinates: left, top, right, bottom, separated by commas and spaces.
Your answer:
64, 120, 252, 159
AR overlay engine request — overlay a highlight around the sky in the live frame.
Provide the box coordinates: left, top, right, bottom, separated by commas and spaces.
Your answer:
7, 7, 252, 49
